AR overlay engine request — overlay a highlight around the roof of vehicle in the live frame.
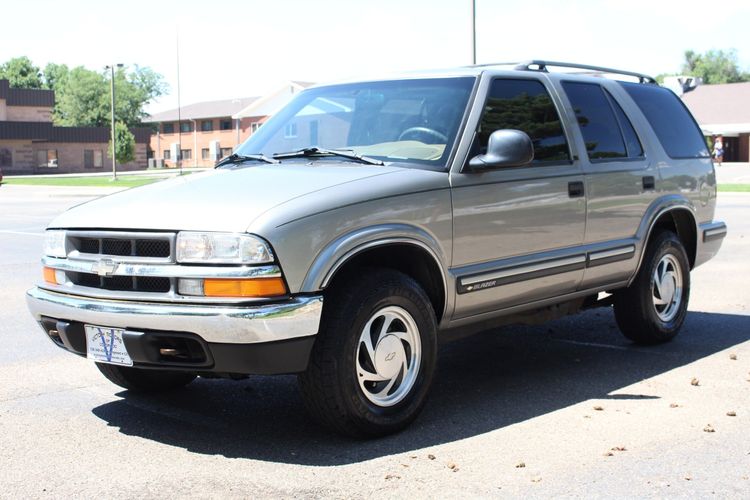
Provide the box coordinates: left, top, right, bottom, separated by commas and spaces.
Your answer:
313, 60, 657, 88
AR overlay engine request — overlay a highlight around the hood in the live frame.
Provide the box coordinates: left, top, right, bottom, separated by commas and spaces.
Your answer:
49, 164, 404, 233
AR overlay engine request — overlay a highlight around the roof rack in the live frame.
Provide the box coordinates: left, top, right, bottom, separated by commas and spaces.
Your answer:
475, 60, 657, 84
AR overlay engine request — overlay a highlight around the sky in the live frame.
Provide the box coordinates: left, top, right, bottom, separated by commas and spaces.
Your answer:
2, 0, 750, 115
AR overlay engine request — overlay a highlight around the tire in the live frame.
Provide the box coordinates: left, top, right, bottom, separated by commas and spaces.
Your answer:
613, 231, 691, 345
298, 268, 438, 438
96, 363, 196, 392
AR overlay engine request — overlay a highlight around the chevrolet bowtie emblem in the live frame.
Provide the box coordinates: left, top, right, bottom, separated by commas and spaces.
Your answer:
92, 259, 118, 277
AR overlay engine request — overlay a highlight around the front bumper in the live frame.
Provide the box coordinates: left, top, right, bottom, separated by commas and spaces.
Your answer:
26, 287, 323, 374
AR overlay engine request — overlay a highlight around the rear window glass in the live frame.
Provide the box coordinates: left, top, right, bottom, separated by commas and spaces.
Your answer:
562, 81, 627, 160
621, 83, 709, 159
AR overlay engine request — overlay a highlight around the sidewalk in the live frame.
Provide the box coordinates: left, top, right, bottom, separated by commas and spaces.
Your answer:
714, 162, 750, 184
3, 166, 207, 180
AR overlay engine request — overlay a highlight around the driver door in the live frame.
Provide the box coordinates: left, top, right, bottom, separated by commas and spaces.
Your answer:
449, 76, 586, 320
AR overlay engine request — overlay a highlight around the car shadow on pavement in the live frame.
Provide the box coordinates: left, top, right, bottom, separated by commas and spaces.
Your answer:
91, 308, 750, 465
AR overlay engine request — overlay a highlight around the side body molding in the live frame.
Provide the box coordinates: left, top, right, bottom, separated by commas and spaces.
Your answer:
300, 224, 451, 319
628, 194, 698, 285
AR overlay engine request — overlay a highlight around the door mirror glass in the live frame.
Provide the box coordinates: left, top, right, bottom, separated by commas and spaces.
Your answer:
469, 129, 534, 170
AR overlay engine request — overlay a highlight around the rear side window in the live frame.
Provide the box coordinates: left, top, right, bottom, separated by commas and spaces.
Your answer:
607, 89, 644, 158
479, 79, 570, 162
562, 82, 627, 160
621, 83, 709, 159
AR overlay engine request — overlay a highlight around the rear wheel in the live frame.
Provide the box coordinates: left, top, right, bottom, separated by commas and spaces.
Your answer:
298, 269, 438, 438
96, 363, 196, 392
613, 231, 691, 344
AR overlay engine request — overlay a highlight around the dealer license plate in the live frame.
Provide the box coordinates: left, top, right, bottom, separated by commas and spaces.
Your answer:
85, 325, 134, 366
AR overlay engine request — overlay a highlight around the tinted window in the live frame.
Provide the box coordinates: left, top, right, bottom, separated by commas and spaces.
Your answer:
563, 82, 627, 160
480, 79, 570, 162
621, 83, 709, 158
605, 89, 643, 157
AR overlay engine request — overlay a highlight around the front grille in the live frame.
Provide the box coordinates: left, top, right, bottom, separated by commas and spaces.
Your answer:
70, 233, 172, 259
70, 272, 171, 293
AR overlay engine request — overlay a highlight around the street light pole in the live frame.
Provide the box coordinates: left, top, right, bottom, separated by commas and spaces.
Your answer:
471, 0, 477, 65
106, 63, 123, 181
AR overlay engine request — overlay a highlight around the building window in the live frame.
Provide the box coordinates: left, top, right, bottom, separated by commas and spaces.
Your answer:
163, 149, 171, 160
181, 149, 192, 160
201, 120, 214, 132
250, 122, 262, 133
84, 149, 103, 168
0, 148, 11, 167
220, 147, 233, 157
284, 122, 298, 138
163, 123, 174, 134
180, 122, 193, 133
37, 150, 58, 168
220, 120, 233, 130
201, 148, 210, 160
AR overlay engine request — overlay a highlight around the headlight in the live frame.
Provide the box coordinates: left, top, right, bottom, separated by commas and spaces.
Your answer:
44, 230, 67, 258
176, 232, 274, 264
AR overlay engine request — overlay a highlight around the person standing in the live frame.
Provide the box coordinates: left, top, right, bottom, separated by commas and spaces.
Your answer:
713, 135, 724, 166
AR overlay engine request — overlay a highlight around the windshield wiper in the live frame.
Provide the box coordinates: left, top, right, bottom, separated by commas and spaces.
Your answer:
215, 153, 279, 168
272, 147, 384, 166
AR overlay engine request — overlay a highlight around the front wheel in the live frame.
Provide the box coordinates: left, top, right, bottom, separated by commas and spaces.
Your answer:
298, 269, 438, 438
613, 231, 691, 344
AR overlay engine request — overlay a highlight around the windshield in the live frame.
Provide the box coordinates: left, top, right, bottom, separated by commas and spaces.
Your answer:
235, 77, 476, 168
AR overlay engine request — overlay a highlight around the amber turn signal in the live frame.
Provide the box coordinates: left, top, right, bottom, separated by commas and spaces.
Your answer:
203, 277, 287, 297
43, 266, 58, 284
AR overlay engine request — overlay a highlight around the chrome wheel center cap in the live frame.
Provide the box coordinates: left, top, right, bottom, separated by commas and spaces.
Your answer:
661, 273, 676, 304
374, 335, 403, 379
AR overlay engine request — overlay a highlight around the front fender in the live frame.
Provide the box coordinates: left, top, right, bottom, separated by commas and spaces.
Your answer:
300, 223, 449, 294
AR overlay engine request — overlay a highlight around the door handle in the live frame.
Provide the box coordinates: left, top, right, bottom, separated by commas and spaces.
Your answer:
568, 181, 584, 198
642, 176, 655, 190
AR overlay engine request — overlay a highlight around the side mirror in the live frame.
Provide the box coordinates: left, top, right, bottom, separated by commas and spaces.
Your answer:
468, 129, 534, 170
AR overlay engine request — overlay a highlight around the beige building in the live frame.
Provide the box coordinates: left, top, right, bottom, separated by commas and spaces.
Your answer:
682, 81, 750, 162
144, 81, 313, 167
0, 79, 148, 174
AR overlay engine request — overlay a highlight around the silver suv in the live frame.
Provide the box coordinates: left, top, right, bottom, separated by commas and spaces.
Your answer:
27, 61, 727, 437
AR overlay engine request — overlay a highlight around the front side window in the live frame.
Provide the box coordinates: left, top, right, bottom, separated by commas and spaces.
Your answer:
479, 79, 570, 163
621, 82, 709, 159
235, 77, 476, 168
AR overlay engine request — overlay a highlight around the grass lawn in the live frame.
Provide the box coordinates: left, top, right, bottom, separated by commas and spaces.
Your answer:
718, 184, 750, 192
1, 175, 172, 188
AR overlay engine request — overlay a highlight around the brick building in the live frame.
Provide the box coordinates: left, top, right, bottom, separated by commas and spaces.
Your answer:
144, 81, 313, 167
0, 79, 149, 174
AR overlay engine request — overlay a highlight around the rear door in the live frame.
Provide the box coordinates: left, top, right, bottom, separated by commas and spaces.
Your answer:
552, 79, 658, 289
449, 75, 586, 320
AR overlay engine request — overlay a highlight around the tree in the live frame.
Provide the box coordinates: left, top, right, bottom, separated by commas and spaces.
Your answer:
108, 121, 135, 165
681, 49, 750, 84
51, 64, 167, 128
0, 56, 43, 88
43, 63, 69, 90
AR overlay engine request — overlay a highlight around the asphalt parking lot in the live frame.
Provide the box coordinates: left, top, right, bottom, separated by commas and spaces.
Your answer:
0, 185, 748, 498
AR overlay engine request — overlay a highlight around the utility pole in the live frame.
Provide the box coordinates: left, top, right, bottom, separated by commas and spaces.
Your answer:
471, 0, 477, 65
106, 64, 123, 180
176, 29, 183, 176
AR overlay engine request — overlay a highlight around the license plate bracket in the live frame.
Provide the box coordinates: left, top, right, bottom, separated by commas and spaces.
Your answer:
84, 325, 135, 366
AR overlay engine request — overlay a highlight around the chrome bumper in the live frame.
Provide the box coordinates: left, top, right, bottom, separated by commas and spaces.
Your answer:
26, 287, 323, 344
